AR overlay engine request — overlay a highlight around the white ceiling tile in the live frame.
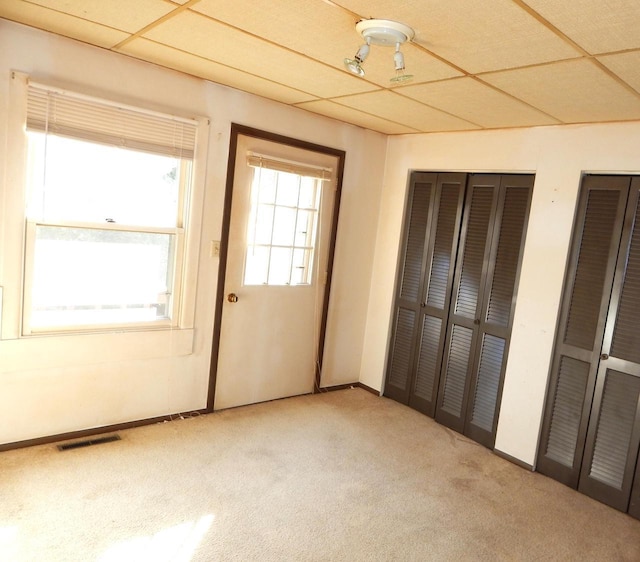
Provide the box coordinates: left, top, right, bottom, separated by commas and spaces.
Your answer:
0, 0, 128, 47
192, 0, 462, 86
598, 52, 640, 95
23, 0, 175, 33
337, 0, 581, 73
397, 77, 560, 129
119, 38, 317, 105
524, 0, 640, 54
332, 90, 480, 132
297, 100, 420, 135
482, 59, 640, 123
143, 11, 378, 98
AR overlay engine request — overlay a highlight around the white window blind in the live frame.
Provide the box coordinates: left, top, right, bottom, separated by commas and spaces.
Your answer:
26, 82, 197, 159
247, 152, 332, 181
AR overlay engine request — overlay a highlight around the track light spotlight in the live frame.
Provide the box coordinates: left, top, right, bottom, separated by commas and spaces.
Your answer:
344, 39, 370, 77
390, 43, 414, 84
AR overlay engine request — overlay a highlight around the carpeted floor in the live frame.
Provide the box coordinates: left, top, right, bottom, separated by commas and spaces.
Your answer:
1, 388, 639, 561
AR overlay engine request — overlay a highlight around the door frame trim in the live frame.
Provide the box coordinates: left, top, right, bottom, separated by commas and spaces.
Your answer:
206, 124, 346, 411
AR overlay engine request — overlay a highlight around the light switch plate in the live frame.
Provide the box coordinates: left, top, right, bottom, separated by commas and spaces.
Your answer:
210, 240, 221, 257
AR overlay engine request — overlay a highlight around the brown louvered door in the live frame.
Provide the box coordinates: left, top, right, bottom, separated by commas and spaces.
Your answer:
630, 455, 640, 518
384, 172, 465, 415
578, 177, 640, 515
435, 174, 533, 447
409, 174, 466, 415
537, 176, 629, 488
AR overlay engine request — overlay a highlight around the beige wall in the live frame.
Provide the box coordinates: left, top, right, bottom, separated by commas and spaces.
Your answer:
0, 20, 387, 445
361, 123, 640, 466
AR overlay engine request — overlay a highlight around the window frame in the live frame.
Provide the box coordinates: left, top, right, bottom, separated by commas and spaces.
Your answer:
7, 72, 208, 337
22, 219, 186, 335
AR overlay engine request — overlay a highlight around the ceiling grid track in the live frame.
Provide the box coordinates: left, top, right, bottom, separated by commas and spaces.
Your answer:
3, 0, 640, 134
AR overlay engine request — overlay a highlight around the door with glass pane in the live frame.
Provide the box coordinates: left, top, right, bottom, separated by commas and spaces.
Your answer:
213, 133, 338, 410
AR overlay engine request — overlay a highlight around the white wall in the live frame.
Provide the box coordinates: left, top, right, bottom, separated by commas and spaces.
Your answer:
0, 20, 387, 445
361, 122, 640, 466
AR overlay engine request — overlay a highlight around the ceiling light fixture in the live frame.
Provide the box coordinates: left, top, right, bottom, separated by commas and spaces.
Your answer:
344, 19, 415, 84
343, 38, 370, 77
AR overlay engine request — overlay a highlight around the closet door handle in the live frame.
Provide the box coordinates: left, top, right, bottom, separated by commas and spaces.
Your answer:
600, 353, 609, 360
473, 319, 480, 325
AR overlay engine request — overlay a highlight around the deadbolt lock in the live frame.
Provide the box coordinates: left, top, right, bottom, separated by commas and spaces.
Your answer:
227, 293, 239, 303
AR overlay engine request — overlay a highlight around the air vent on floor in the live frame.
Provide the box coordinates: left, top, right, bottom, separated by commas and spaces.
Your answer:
57, 434, 121, 451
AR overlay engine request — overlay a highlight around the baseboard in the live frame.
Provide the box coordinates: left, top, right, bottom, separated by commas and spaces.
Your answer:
2, 383, 383, 452
0, 409, 208, 452
317, 383, 358, 392
494, 448, 534, 471
317, 382, 380, 395
357, 382, 380, 395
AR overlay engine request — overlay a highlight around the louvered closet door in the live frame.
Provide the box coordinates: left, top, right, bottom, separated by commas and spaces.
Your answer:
384, 172, 466, 414
384, 173, 436, 404
537, 176, 629, 488
409, 174, 466, 415
464, 175, 533, 447
630, 455, 640, 519
578, 178, 640, 514
435, 174, 532, 447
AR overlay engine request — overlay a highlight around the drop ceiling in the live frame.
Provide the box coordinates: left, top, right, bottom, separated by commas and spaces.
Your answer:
3, 0, 640, 135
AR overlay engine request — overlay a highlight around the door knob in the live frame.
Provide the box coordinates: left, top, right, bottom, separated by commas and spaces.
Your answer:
600, 353, 609, 360
227, 293, 239, 303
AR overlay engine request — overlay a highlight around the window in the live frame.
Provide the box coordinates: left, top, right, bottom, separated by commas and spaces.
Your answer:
243, 154, 329, 286
22, 82, 198, 333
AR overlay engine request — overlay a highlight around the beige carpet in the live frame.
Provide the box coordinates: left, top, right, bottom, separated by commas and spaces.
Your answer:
1, 388, 639, 561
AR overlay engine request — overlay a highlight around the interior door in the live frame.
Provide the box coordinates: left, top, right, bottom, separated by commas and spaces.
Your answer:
578, 178, 640, 513
436, 175, 501, 434
537, 176, 629, 488
384, 172, 466, 416
435, 174, 532, 448
537, 175, 640, 518
213, 134, 338, 410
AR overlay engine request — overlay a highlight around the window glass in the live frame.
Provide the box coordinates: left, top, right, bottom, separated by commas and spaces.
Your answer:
27, 133, 181, 227
31, 226, 173, 328
244, 167, 321, 286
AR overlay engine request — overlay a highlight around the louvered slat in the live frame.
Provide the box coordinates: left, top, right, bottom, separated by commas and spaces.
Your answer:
441, 325, 473, 416
427, 184, 459, 308
387, 309, 416, 390
611, 198, 640, 364
544, 356, 590, 467
455, 187, 493, 318
564, 190, 620, 350
486, 187, 529, 326
414, 315, 442, 401
400, 182, 431, 301
588, 370, 640, 489
470, 335, 506, 432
